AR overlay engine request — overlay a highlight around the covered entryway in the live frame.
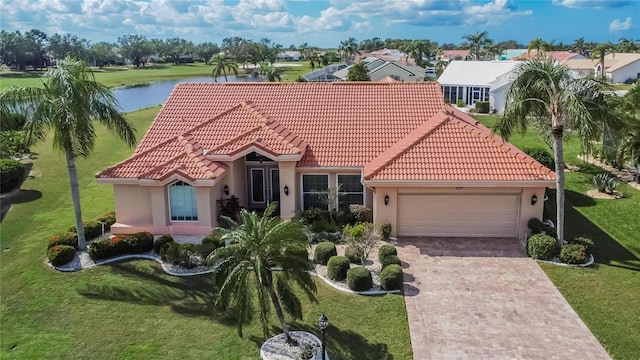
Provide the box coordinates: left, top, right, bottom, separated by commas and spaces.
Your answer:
397, 194, 519, 237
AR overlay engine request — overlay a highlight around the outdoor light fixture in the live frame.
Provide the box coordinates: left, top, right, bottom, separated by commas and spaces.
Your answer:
283, 185, 289, 196
384, 194, 390, 206
319, 314, 328, 360
223, 184, 229, 195
531, 194, 538, 206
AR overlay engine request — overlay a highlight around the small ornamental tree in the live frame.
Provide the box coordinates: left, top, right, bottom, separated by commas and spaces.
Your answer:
342, 222, 379, 266
346, 63, 371, 81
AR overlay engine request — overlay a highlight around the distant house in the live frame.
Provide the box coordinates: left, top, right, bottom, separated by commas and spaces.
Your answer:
356, 49, 415, 65
511, 50, 584, 63
564, 53, 640, 83
277, 51, 302, 62
439, 50, 473, 62
437, 61, 518, 112
334, 57, 426, 82
302, 63, 348, 82
499, 49, 528, 60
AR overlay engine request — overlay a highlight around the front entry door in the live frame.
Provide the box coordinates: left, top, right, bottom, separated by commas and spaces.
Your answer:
248, 165, 280, 212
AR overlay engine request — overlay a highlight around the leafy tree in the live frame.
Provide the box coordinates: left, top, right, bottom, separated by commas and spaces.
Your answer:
339, 38, 359, 62
258, 61, 283, 81
157, 37, 194, 65
0, 29, 48, 70
496, 58, 618, 245
195, 42, 220, 65
572, 37, 587, 56
208, 203, 317, 341
210, 53, 238, 82
117, 34, 153, 67
89, 42, 115, 68
462, 31, 492, 61
343, 222, 379, 266
0, 57, 136, 250
48, 33, 90, 61
346, 62, 370, 81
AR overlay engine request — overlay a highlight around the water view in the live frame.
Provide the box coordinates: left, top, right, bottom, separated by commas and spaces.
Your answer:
113, 75, 260, 113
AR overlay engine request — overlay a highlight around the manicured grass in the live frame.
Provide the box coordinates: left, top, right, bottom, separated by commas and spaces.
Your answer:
0, 106, 412, 360
477, 115, 640, 359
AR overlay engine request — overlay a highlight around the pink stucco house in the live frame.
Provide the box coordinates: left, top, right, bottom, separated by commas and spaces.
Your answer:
96, 82, 555, 240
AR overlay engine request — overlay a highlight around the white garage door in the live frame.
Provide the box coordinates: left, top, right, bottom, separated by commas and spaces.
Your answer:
397, 194, 519, 237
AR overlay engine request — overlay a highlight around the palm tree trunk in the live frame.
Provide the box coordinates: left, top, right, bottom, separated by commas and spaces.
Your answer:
552, 122, 565, 246
66, 152, 87, 250
266, 285, 293, 343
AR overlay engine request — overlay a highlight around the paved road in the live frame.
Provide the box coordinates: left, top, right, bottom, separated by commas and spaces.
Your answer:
398, 237, 610, 360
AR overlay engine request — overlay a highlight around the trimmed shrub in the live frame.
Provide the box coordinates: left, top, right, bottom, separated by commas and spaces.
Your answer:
314, 242, 337, 265
154, 235, 175, 253
475, 101, 490, 114
570, 236, 595, 255
88, 232, 154, 261
49, 232, 78, 249
378, 244, 397, 263
527, 218, 544, 234
95, 211, 117, 231
456, 99, 465, 107
327, 256, 350, 281
0, 158, 25, 193
310, 219, 339, 233
347, 266, 373, 291
0, 131, 30, 158
380, 223, 392, 241
349, 205, 373, 223
560, 243, 588, 264
344, 244, 363, 264
523, 147, 555, 170
381, 254, 402, 269
527, 234, 558, 260
379, 264, 403, 291
300, 207, 330, 224
47, 244, 76, 266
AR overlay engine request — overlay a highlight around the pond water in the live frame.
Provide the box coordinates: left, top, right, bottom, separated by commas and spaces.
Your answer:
113, 75, 261, 113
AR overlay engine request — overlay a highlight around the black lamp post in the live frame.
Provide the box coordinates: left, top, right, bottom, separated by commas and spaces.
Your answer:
319, 313, 328, 360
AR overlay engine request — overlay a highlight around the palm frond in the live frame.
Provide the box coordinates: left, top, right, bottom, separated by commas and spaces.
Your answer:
275, 276, 303, 320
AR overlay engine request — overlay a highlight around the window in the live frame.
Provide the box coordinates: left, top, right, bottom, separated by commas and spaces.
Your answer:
483, 87, 490, 102
302, 174, 329, 210
337, 175, 364, 210
168, 181, 198, 221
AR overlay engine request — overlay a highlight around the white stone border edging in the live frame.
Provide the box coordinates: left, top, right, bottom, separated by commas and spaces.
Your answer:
260, 331, 329, 360
538, 254, 595, 267
311, 271, 401, 296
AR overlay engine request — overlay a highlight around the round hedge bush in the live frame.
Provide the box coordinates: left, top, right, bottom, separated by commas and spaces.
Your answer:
560, 244, 588, 264
0, 158, 25, 193
327, 256, 350, 281
344, 244, 363, 264
347, 267, 373, 291
47, 244, 76, 266
154, 235, 175, 253
527, 234, 558, 260
379, 264, 404, 291
378, 244, 397, 262
380, 254, 401, 269
314, 242, 337, 265
570, 236, 594, 255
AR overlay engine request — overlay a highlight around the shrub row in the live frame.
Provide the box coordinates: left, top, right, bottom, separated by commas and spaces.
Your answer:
88, 232, 153, 261
47, 245, 76, 266
158, 233, 225, 269
48, 211, 117, 250
527, 233, 594, 264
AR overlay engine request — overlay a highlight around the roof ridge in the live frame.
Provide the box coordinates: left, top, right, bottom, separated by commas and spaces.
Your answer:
208, 125, 263, 154
364, 111, 450, 179
97, 135, 183, 178
182, 103, 246, 137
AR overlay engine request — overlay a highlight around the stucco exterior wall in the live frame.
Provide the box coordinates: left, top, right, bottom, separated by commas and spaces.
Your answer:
113, 185, 152, 227
610, 61, 640, 83
224, 158, 247, 208
279, 161, 297, 219
370, 65, 423, 82
372, 187, 398, 236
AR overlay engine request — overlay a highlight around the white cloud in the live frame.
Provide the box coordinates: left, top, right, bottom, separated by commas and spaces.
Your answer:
552, 0, 632, 9
609, 17, 632, 31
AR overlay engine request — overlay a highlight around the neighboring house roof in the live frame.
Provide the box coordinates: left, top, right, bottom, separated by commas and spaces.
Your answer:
333, 57, 425, 80
512, 51, 583, 63
98, 82, 554, 184
438, 61, 518, 86
440, 50, 471, 60
564, 53, 640, 72
356, 49, 415, 65
302, 63, 347, 82
499, 49, 528, 60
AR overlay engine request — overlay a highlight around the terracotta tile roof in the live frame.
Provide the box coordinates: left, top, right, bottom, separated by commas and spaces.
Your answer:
512, 50, 582, 63
99, 82, 554, 183
365, 106, 555, 182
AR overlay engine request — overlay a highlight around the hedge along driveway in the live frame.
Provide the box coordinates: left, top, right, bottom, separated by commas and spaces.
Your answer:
0, 106, 412, 360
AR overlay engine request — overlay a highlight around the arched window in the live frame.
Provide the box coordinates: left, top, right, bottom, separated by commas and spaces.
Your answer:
168, 181, 198, 221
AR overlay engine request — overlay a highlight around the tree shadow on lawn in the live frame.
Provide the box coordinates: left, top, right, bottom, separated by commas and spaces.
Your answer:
249, 323, 394, 360
545, 191, 639, 272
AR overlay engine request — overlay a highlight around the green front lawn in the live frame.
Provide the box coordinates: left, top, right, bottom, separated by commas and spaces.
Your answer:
477, 115, 640, 360
0, 106, 412, 360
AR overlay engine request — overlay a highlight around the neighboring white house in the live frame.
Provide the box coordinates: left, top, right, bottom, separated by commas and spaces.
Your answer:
334, 57, 426, 82
565, 53, 640, 83
437, 61, 518, 112
302, 63, 348, 82
277, 51, 302, 61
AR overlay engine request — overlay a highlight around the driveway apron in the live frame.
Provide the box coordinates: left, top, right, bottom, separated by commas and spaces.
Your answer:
398, 237, 610, 360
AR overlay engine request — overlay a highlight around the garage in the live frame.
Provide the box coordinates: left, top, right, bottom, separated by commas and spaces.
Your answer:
397, 194, 519, 237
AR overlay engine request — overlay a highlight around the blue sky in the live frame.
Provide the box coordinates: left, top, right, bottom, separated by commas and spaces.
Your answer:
0, 0, 637, 48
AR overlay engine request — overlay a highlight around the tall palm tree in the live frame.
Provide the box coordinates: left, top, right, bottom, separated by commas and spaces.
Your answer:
617, 37, 639, 53
208, 203, 317, 342
258, 61, 283, 81
572, 37, 587, 56
590, 42, 616, 79
496, 58, 616, 245
0, 57, 136, 250
462, 31, 491, 61
339, 38, 359, 62
210, 53, 239, 82
527, 38, 552, 56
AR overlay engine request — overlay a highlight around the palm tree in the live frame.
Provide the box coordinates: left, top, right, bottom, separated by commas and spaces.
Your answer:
339, 38, 359, 62
462, 31, 491, 61
590, 42, 616, 79
258, 61, 283, 81
617, 37, 639, 53
527, 38, 552, 56
496, 58, 616, 245
208, 203, 317, 342
210, 53, 239, 82
0, 57, 136, 250
572, 37, 587, 56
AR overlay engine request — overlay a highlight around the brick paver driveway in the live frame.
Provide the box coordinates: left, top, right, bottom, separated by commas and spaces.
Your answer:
398, 237, 610, 360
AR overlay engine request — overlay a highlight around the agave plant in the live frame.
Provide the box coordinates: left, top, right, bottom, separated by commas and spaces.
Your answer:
592, 173, 618, 194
